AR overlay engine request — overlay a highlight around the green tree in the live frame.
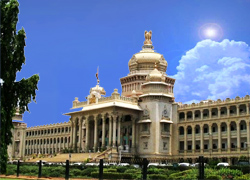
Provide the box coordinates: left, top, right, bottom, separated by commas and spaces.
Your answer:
0, 0, 39, 174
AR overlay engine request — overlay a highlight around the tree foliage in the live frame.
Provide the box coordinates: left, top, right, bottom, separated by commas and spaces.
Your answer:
0, 0, 39, 174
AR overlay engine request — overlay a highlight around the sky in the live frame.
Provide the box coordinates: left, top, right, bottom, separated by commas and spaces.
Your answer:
14, 0, 250, 127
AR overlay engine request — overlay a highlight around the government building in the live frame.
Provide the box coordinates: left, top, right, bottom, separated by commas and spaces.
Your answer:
9, 31, 250, 165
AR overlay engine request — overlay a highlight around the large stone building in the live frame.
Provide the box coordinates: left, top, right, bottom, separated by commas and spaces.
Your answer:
9, 31, 250, 164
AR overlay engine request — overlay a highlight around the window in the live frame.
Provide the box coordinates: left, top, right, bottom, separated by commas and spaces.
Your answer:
222, 143, 226, 149
163, 142, 167, 150
188, 145, 192, 150
212, 127, 216, 132
195, 128, 200, 134
204, 127, 208, 133
196, 145, 200, 150
213, 144, 217, 149
221, 126, 226, 132
163, 124, 168, 132
204, 144, 208, 149
142, 124, 148, 131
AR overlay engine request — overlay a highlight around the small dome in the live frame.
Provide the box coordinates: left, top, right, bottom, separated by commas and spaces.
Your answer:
90, 84, 106, 97
146, 67, 165, 82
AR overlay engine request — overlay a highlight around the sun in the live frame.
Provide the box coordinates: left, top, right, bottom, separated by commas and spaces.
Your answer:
205, 28, 217, 38
199, 23, 223, 41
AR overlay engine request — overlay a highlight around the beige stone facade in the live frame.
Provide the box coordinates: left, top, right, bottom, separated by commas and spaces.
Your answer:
9, 32, 250, 164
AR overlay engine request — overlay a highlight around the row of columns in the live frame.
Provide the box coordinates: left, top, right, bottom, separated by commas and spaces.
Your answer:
180, 120, 250, 154
25, 137, 70, 155
71, 114, 137, 152
180, 103, 249, 121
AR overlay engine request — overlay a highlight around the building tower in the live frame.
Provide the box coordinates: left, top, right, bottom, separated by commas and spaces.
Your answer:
120, 30, 170, 97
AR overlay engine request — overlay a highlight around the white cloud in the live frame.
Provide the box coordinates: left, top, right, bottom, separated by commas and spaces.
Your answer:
172, 39, 250, 104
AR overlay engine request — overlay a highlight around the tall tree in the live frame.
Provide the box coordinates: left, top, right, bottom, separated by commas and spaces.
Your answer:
0, 0, 39, 174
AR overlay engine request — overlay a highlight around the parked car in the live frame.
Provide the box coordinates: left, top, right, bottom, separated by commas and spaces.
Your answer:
131, 164, 140, 168
191, 163, 207, 167
118, 163, 130, 166
217, 162, 229, 167
237, 161, 250, 166
147, 163, 159, 167
178, 162, 190, 167
85, 163, 99, 166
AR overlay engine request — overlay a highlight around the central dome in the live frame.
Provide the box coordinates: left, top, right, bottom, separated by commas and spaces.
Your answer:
128, 31, 168, 74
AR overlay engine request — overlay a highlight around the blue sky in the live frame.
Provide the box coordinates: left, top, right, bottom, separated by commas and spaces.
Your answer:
15, 0, 250, 127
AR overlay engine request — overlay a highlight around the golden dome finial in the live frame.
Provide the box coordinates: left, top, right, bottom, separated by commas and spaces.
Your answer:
144, 30, 152, 45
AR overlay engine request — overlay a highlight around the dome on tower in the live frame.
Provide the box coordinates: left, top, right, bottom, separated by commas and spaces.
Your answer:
146, 65, 165, 82
128, 31, 168, 74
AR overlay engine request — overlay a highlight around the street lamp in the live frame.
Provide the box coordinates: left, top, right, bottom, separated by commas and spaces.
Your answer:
118, 145, 123, 164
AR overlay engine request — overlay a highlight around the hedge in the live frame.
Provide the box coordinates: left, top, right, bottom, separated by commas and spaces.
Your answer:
91, 172, 133, 179
148, 174, 168, 180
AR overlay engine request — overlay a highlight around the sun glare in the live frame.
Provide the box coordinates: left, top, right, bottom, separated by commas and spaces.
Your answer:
199, 23, 223, 41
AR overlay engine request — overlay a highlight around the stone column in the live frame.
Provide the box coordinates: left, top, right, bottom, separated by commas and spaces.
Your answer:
102, 117, 106, 149
79, 119, 83, 152
218, 107, 221, 118
209, 124, 212, 157
247, 104, 249, 115
112, 115, 117, 147
237, 105, 240, 116
227, 122, 231, 152
192, 110, 195, 121
218, 122, 221, 153
72, 119, 76, 151
237, 121, 240, 152
227, 106, 230, 117
209, 108, 212, 119
132, 117, 136, 151
192, 125, 195, 153
247, 121, 250, 151
108, 117, 112, 147
184, 112, 187, 122
201, 110, 203, 120
169, 123, 172, 155
85, 118, 89, 151
200, 124, 204, 153
118, 117, 121, 146
184, 126, 187, 154
70, 121, 73, 148
94, 117, 98, 152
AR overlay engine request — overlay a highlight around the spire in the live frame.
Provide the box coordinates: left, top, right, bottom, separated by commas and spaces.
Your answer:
95, 66, 99, 84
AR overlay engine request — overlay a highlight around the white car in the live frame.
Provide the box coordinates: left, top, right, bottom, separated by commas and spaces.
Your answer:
178, 162, 190, 167
217, 162, 229, 167
118, 163, 130, 166
147, 163, 159, 167
85, 163, 99, 166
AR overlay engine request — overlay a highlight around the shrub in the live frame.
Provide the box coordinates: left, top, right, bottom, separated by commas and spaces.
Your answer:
82, 167, 98, 176
148, 174, 168, 180
206, 175, 222, 180
147, 167, 166, 174
116, 166, 128, 173
234, 174, 250, 180
69, 168, 82, 177
217, 168, 243, 179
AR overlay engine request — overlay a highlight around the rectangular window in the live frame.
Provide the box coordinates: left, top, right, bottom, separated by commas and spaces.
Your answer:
204, 144, 208, 149
222, 143, 226, 149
